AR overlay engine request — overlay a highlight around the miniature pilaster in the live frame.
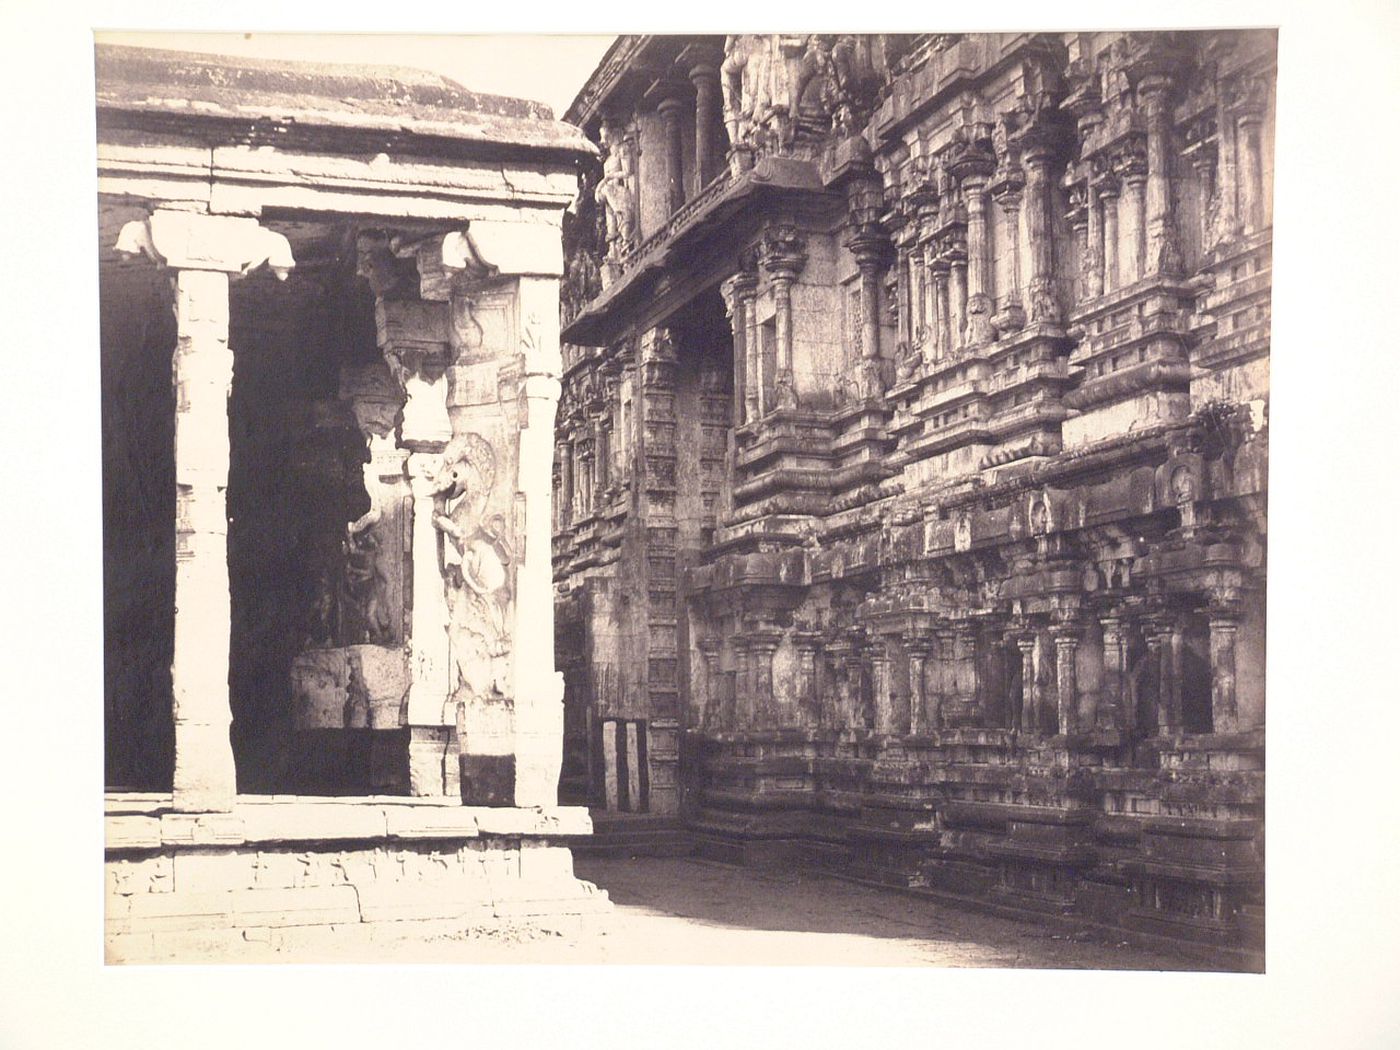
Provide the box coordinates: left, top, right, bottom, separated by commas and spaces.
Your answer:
1209, 602, 1241, 734
947, 232, 968, 354
905, 634, 931, 735
760, 226, 807, 411
1098, 173, 1121, 294
953, 146, 997, 348
1099, 615, 1127, 732
1053, 628, 1081, 736
993, 183, 1025, 334
1138, 71, 1184, 276
115, 209, 296, 813
1230, 77, 1268, 234
1017, 635, 1039, 734
847, 224, 889, 395
870, 647, 893, 736
1021, 133, 1062, 323
1116, 144, 1148, 286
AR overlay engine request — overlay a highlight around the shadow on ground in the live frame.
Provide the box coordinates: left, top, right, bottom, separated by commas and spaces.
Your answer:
572, 855, 1216, 970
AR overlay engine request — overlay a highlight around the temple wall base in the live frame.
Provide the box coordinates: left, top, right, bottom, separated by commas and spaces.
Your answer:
104, 795, 611, 963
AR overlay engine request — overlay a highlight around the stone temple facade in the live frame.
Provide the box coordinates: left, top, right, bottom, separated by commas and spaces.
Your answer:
98, 44, 610, 960
554, 32, 1272, 966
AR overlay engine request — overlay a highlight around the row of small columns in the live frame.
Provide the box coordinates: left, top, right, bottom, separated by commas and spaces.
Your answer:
720, 229, 806, 425
649, 45, 725, 217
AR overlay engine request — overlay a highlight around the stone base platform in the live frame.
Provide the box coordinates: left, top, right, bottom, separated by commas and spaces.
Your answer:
104, 794, 612, 964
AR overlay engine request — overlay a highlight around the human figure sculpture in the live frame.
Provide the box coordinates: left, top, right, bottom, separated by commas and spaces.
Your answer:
594, 123, 637, 261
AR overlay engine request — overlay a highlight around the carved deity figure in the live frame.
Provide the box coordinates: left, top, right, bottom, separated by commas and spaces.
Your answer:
722, 35, 777, 158
432, 433, 514, 704
594, 123, 637, 262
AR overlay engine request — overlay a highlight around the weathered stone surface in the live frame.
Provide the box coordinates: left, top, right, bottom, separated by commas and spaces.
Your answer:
553, 31, 1273, 963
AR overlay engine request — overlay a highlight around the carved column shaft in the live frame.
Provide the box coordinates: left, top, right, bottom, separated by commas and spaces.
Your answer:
949, 245, 968, 352
1215, 94, 1240, 241
1017, 637, 1038, 734
994, 187, 1024, 328
689, 63, 722, 188
1209, 613, 1240, 733
1100, 181, 1121, 293
1023, 145, 1059, 322
1140, 75, 1182, 275
1085, 181, 1104, 299
1237, 110, 1265, 234
1100, 616, 1126, 731
170, 267, 238, 812
1151, 621, 1183, 734
870, 650, 893, 735
906, 646, 928, 735
1053, 632, 1080, 736
1120, 168, 1147, 285
962, 174, 994, 345
658, 96, 688, 214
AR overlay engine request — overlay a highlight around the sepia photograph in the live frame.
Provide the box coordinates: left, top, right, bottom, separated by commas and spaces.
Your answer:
96, 28, 1272, 970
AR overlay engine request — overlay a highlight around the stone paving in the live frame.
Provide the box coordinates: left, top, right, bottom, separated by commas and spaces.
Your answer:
161, 855, 1210, 967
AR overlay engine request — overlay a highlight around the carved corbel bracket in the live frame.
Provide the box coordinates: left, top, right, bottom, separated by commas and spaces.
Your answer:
116, 211, 295, 280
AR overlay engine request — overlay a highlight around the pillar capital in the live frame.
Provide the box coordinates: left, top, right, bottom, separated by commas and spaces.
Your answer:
115, 210, 295, 279
759, 224, 809, 281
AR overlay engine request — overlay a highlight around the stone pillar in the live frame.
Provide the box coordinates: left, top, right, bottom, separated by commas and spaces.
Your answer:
792, 635, 821, 729
935, 624, 957, 733
954, 150, 996, 347
377, 296, 455, 796
993, 184, 1025, 334
513, 278, 568, 806
1099, 175, 1121, 294
1116, 146, 1147, 286
1100, 615, 1127, 732
848, 227, 888, 382
760, 227, 806, 411
721, 270, 756, 428
1084, 180, 1105, 300
657, 94, 688, 214
870, 647, 893, 736
948, 234, 968, 354
1192, 147, 1220, 254
559, 440, 574, 527
688, 60, 722, 188
1022, 137, 1061, 323
1139, 72, 1183, 276
1151, 618, 1183, 736
1209, 606, 1241, 734
695, 637, 719, 731
733, 641, 752, 729
1053, 629, 1080, 737
1016, 636, 1039, 735
743, 633, 778, 728
930, 250, 951, 362
906, 634, 931, 735
1233, 80, 1268, 234
114, 210, 296, 812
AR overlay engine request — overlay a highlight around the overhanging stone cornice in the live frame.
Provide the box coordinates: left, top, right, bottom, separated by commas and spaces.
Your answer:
561, 156, 841, 347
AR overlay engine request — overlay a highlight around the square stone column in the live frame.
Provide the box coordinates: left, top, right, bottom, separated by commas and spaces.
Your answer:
115, 209, 295, 812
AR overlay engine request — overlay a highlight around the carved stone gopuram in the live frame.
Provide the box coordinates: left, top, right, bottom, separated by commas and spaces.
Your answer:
555, 31, 1273, 969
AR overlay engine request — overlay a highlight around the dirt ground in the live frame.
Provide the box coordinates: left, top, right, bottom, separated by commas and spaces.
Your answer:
187, 855, 1212, 968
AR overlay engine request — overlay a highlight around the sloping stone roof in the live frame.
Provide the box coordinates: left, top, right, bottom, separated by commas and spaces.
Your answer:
96, 43, 594, 158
